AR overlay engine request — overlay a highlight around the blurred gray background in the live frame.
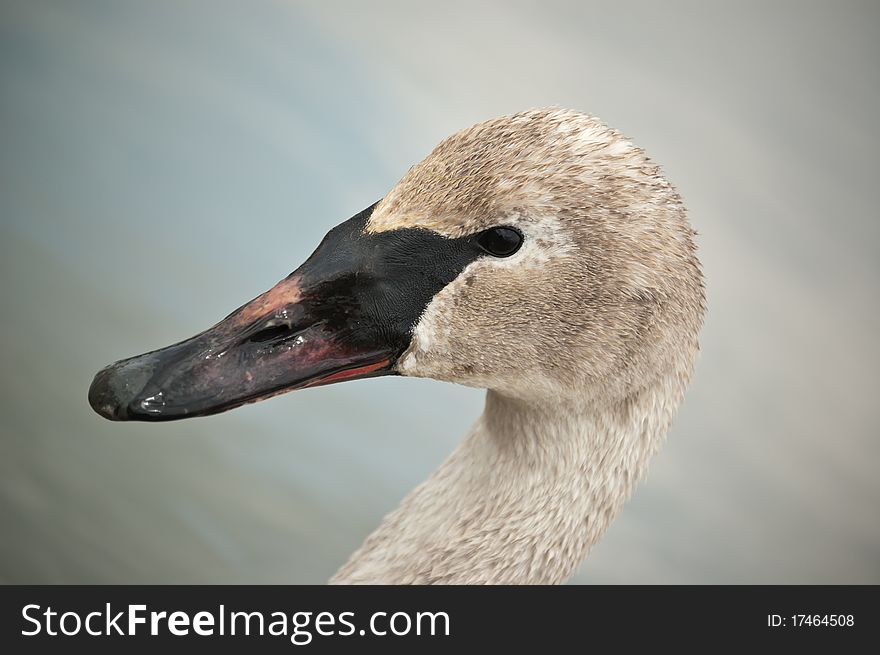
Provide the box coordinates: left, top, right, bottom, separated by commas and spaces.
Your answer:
1, 0, 878, 583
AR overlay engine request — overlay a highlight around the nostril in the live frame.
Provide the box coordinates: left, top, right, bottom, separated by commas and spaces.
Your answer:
244, 322, 297, 344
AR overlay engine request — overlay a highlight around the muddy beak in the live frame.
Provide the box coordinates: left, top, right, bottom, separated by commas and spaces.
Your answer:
88, 205, 407, 422
87, 272, 395, 421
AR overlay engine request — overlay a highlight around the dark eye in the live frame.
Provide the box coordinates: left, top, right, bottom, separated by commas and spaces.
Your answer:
476, 226, 523, 257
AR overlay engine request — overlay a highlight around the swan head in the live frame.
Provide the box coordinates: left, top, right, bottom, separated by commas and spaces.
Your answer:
89, 107, 704, 420
374, 108, 705, 404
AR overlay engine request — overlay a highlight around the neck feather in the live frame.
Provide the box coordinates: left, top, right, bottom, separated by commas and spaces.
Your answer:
330, 380, 681, 584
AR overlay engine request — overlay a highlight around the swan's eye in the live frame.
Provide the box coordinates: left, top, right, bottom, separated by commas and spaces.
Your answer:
476, 226, 523, 257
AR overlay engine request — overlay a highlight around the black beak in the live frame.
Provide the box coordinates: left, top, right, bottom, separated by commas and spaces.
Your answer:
88, 202, 486, 422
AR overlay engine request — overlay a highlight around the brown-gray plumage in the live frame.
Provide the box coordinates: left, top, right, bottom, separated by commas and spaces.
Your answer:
331, 107, 706, 583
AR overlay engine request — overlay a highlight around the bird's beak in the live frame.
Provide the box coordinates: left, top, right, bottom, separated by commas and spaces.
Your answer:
88, 272, 393, 421
89, 202, 483, 422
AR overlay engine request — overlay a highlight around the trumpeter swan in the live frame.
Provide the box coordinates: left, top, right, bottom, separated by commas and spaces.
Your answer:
89, 108, 706, 584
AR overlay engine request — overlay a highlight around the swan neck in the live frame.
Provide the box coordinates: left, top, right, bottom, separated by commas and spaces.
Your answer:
331, 385, 675, 584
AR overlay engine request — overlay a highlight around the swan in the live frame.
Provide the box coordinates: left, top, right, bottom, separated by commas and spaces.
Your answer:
88, 107, 705, 584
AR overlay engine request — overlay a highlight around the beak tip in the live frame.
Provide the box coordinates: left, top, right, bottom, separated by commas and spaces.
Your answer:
88, 366, 130, 421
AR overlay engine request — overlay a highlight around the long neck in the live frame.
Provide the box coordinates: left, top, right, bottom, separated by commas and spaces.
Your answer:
330, 383, 678, 584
